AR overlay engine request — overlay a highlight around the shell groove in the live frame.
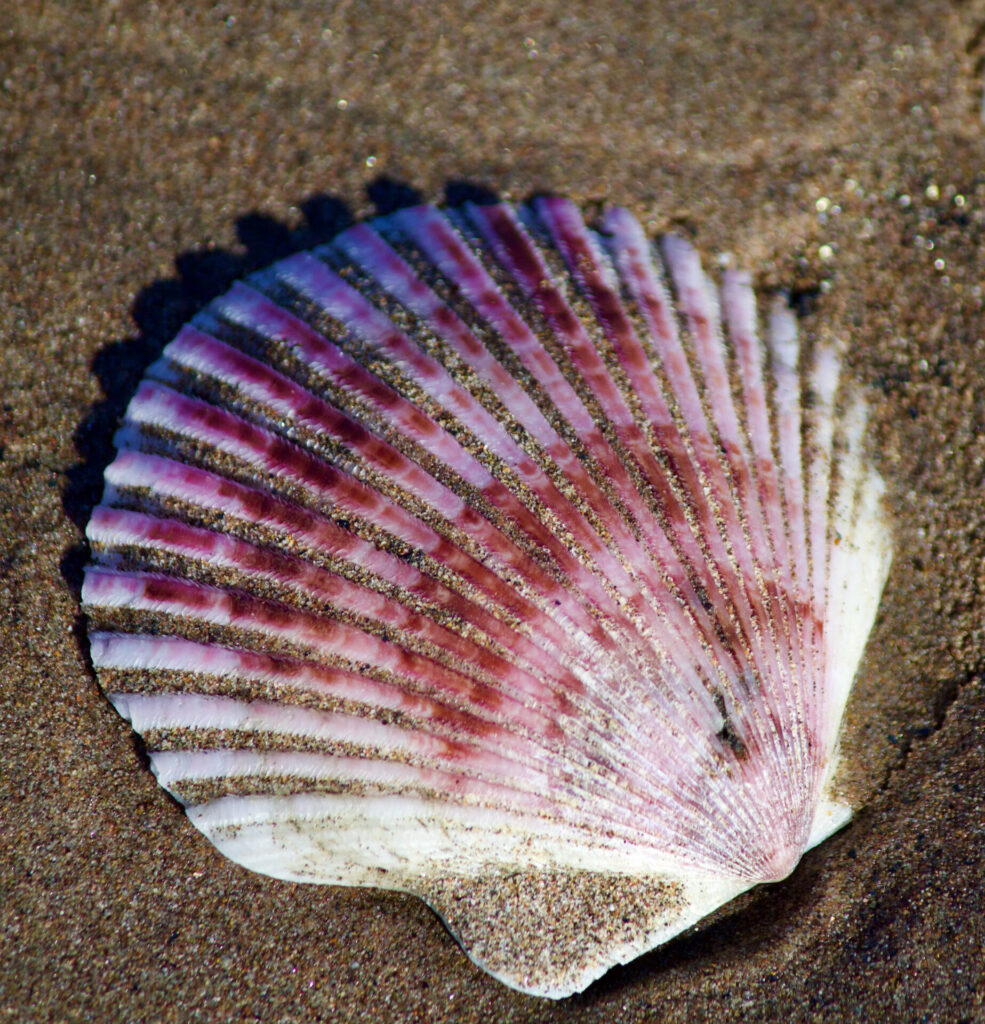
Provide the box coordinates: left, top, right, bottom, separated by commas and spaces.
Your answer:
83, 198, 892, 997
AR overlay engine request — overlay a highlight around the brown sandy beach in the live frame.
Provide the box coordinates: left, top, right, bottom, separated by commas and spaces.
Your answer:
3, 1, 985, 1019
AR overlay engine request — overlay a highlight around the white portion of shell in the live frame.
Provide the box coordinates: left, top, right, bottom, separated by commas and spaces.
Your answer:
83, 199, 892, 998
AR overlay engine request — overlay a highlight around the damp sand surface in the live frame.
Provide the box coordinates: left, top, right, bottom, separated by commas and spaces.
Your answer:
3, 2, 985, 1020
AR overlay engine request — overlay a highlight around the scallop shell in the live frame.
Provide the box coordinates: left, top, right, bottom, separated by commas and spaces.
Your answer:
83, 198, 892, 998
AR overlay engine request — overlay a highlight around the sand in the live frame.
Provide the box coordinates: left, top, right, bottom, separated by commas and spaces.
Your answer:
3, 0, 985, 1019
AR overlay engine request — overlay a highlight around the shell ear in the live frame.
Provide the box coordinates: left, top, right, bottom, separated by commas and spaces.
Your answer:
417, 869, 752, 998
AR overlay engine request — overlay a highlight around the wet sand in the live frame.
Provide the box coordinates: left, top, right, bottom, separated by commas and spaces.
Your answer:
3, 1, 985, 1019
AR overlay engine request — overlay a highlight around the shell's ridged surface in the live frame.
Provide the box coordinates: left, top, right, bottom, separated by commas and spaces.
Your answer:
83, 199, 891, 997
